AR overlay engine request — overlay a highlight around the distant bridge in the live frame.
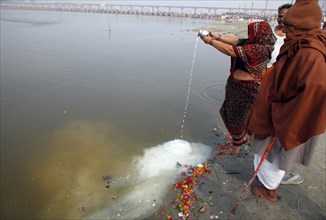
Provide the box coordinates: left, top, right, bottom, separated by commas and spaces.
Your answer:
0, 2, 277, 18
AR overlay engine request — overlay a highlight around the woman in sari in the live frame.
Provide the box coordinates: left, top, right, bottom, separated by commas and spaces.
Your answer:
201, 21, 275, 155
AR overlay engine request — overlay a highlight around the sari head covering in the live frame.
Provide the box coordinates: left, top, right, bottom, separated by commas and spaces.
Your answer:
233, 21, 276, 82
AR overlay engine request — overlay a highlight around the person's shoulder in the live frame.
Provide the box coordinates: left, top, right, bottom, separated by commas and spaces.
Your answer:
295, 47, 325, 64
274, 26, 285, 38
302, 39, 326, 57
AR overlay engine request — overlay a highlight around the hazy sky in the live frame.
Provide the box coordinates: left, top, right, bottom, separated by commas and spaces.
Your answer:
70, 1, 325, 11
115, 1, 326, 10
3, 0, 326, 11
171, 0, 326, 9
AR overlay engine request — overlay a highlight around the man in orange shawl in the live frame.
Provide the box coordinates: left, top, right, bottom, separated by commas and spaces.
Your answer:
248, 0, 326, 202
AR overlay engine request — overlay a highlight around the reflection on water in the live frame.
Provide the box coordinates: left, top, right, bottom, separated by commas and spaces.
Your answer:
1, 9, 230, 219
0, 17, 62, 25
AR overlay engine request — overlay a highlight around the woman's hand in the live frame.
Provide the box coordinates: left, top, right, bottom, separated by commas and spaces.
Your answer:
201, 35, 213, 45
209, 32, 219, 39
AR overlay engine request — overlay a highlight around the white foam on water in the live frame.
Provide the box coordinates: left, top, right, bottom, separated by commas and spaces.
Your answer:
87, 139, 212, 220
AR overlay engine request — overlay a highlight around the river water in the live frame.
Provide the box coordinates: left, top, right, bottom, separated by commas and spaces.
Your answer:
1, 9, 235, 219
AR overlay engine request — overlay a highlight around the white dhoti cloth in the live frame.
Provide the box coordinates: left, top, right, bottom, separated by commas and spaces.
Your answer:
254, 153, 285, 190
252, 134, 320, 190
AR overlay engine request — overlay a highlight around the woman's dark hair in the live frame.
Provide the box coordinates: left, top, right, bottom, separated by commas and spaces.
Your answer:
278, 3, 293, 14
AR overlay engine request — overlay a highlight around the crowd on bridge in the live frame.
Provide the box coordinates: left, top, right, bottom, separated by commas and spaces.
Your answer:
1, 2, 277, 23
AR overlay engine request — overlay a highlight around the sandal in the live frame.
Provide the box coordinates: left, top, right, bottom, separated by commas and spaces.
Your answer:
281, 172, 304, 185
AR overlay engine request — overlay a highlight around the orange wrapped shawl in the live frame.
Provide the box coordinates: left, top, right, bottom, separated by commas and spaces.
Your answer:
249, 29, 326, 151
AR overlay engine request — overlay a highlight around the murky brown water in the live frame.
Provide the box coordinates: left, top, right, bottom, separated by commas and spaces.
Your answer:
1, 9, 233, 219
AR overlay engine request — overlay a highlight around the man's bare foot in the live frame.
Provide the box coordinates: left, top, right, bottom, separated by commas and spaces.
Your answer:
251, 184, 280, 202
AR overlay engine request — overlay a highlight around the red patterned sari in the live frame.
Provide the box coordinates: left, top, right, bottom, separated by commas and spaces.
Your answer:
220, 21, 275, 146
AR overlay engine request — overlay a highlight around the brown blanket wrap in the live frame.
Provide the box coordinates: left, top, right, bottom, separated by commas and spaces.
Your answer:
249, 30, 326, 151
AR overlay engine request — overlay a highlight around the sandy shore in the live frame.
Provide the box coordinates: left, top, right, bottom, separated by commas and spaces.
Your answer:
150, 132, 325, 220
